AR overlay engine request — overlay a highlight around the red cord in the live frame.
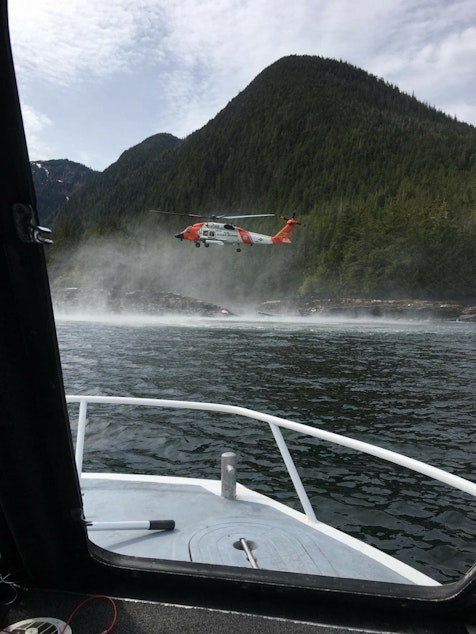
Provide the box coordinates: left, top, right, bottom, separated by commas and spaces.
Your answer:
60, 594, 117, 634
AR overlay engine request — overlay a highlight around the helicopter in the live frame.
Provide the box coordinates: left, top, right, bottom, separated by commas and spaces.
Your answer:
151, 211, 301, 252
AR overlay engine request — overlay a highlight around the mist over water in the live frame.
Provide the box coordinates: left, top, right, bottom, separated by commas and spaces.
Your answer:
56, 311, 476, 583
48, 215, 301, 311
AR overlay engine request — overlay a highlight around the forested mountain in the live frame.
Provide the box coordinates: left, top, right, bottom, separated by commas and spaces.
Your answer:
47, 55, 476, 305
31, 159, 97, 224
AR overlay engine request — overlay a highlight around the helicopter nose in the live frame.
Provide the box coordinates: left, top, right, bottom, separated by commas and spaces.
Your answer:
175, 232, 184, 240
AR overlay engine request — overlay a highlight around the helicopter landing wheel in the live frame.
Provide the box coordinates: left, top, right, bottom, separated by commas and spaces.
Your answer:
204, 243, 210, 248
195, 242, 201, 248
236, 247, 241, 252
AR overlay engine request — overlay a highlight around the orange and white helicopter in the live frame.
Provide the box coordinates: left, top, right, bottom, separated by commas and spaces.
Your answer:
152, 211, 301, 252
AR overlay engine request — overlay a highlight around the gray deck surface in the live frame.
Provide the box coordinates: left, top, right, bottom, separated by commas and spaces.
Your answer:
82, 476, 414, 583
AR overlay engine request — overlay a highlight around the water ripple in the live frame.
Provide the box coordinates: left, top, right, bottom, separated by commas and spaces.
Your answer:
57, 315, 475, 583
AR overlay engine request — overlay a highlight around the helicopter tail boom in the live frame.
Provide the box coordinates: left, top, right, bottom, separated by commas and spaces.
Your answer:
271, 215, 301, 244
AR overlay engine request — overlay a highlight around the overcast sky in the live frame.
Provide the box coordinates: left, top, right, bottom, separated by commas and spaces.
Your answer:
9, 0, 476, 171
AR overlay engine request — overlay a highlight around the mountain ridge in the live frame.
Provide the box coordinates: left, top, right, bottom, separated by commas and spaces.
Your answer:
31, 159, 98, 224
37, 55, 476, 303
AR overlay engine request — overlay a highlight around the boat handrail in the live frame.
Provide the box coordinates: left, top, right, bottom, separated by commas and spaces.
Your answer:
66, 394, 476, 523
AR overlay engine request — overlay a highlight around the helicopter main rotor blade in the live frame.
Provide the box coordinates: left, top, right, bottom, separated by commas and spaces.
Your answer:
149, 210, 275, 221
149, 210, 206, 219
216, 214, 275, 220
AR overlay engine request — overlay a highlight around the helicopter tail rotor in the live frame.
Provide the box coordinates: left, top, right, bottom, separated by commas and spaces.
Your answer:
279, 212, 304, 226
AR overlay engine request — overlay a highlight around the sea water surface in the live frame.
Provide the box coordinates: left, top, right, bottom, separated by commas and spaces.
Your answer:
55, 311, 475, 583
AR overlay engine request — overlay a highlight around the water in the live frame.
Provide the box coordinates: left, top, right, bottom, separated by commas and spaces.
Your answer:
55, 311, 476, 583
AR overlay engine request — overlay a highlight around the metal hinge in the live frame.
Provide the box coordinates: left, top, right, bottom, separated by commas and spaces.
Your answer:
13, 202, 53, 245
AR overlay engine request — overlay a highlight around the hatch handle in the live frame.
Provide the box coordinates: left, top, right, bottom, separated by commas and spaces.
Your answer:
240, 538, 259, 569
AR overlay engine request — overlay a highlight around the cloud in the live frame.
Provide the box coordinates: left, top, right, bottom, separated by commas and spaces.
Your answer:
8, 0, 476, 170
361, 1, 476, 121
11, 1, 161, 85
20, 104, 53, 160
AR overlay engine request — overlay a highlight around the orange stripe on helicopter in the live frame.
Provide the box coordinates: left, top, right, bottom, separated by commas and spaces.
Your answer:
237, 227, 252, 244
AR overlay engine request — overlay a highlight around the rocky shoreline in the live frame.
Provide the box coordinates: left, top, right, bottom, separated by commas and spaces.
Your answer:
53, 288, 234, 317
54, 287, 476, 321
259, 297, 476, 322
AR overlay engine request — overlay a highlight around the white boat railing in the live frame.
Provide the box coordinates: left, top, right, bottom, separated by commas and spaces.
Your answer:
66, 395, 476, 523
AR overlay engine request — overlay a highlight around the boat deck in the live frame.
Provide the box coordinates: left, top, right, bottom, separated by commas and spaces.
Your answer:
81, 473, 434, 584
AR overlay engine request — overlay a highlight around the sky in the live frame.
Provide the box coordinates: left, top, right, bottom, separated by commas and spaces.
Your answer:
8, 0, 476, 172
